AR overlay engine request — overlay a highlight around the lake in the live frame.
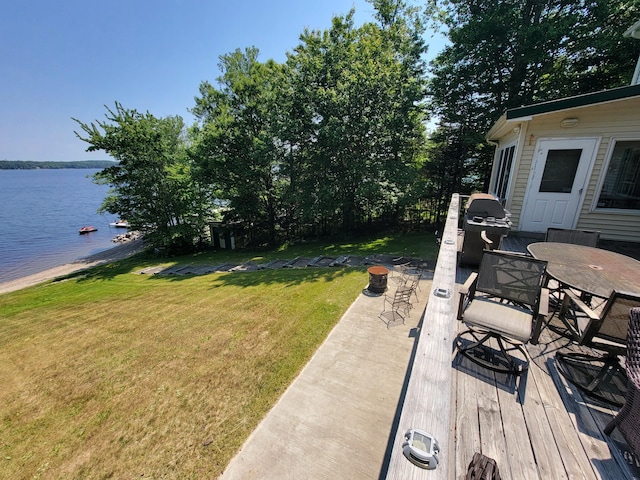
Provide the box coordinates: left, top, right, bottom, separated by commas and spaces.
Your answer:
0, 169, 124, 284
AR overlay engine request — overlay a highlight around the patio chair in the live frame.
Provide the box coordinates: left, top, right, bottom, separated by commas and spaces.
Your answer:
556, 290, 640, 406
456, 251, 549, 374
398, 272, 421, 302
604, 307, 640, 457
390, 261, 411, 286
545, 227, 600, 247
543, 227, 601, 330
380, 286, 412, 328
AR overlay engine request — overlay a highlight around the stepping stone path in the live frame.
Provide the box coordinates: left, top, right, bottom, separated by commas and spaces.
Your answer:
137, 254, 434, 277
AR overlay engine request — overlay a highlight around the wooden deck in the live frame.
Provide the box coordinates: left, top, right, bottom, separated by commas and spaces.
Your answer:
383, 195, 639, 479
449, 235, 639, 480
450, 260, 640, 480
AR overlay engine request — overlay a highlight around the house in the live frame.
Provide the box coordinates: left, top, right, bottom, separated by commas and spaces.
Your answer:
485, 84, 640, 243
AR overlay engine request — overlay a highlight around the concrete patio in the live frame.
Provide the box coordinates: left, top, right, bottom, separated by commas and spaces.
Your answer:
219, 273, 433, 479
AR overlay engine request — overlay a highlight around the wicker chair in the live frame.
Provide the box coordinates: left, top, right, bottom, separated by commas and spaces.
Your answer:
556, 291, 640, 406
456, 251, 549, 374
604, 307, 640, 457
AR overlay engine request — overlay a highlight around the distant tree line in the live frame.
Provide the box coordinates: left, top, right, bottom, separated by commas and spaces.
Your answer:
73, 0, 640, 253
0, 160, 117, 170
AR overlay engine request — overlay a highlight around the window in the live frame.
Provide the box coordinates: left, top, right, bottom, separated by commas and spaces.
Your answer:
539, 149, 581, 193
597, 140, 640, 210
493, 145, 515, 201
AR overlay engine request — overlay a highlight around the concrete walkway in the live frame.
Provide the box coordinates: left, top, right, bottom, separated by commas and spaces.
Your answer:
219, 273, 433, 479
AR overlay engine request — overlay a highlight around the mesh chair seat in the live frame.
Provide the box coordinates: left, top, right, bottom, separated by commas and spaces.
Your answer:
456, 251, 548, 374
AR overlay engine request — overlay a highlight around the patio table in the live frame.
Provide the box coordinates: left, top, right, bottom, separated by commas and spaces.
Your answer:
529, 242, 640, 407
527, 242, 640, 299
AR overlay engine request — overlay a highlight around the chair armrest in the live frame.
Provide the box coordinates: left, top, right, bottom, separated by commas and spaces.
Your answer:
563, 289, 600, 321
458, 272, 478, 320
530, 288, 549, 345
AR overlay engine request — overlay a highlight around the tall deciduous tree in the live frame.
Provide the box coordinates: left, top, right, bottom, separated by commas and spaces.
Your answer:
282, 7, 427, 233
191, 47, 284, 247
74, 103, 212, 252
190, 4, 429, 243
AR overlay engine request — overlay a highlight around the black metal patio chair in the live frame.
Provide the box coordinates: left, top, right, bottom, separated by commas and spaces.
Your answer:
380, 286, 413, 328
556, 290, 640, 406
543, 227, 602, 334
545, 227, 600, 247
456, 250, 549, 374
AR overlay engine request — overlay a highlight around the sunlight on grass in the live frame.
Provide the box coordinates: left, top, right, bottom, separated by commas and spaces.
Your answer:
0, 230, 437, 478
0, 266, 367, 478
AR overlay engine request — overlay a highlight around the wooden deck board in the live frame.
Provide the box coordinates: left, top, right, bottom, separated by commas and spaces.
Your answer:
476, 372, 511, 478
542, 337, 628, 480
498, 375, 539, 480
527, 344, 598, 479
453, 354, 481, 478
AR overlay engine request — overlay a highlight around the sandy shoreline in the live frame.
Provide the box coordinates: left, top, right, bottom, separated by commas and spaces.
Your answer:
0, 239, 146, 295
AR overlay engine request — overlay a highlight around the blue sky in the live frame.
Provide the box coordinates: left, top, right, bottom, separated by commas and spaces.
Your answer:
1, 0, 446, 162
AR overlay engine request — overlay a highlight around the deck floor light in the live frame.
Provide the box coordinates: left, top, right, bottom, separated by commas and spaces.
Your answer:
402, 428, 440, 470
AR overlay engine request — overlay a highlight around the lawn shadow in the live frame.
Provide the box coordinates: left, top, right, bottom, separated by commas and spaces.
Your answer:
206, 266, 364, 288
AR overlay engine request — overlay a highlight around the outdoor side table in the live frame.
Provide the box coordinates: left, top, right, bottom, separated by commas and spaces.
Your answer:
367, 266, 389, 294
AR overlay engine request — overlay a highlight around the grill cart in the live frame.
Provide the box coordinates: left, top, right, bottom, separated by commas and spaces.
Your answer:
460, 193, 511, 267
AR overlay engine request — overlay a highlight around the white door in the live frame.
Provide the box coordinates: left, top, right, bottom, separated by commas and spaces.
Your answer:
520, 138, 597, 232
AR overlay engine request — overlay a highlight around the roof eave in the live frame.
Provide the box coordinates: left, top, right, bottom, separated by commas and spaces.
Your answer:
505, 84, 640, 120
486, 114, 531, 142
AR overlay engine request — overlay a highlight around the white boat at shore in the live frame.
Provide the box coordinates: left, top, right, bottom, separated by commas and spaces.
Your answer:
109, 220, 130, 228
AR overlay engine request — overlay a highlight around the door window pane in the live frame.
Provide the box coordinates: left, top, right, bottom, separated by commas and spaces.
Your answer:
597, 140, 640, 210
539, 149, 581, 193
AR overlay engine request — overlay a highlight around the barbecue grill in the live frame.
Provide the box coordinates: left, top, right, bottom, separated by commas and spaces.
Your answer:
460, 193, 511, 266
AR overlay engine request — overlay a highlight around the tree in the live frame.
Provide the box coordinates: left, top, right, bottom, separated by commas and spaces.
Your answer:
425, 0, 640, 197
281, 6, 428, 234
191, 48, 284, 247
190, 4, 429, 243
74, 103, 212, 252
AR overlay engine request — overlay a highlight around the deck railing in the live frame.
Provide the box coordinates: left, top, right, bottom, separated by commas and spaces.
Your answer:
385, 193, 460, 479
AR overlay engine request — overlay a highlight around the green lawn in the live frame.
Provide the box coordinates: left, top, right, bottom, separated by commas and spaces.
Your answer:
0, 231, 437, 479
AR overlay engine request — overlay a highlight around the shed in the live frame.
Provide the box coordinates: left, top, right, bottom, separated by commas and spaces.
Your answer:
486, 84, 640, 243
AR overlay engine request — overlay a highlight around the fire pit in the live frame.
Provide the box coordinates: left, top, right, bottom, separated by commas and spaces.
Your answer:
367, 266, 389, 294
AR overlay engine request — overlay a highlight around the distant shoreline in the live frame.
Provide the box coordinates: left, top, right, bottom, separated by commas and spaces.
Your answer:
0, 160, 116, 170
0, 238, 145, 295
